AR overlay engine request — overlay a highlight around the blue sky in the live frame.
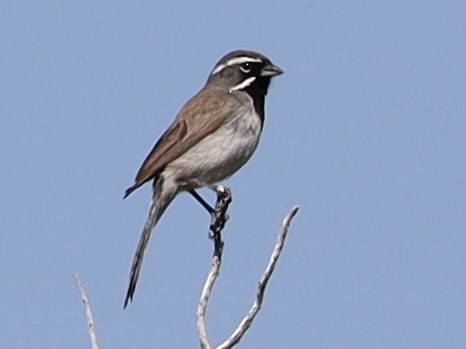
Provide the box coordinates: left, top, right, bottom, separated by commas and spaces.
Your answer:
1, 1, 465, 348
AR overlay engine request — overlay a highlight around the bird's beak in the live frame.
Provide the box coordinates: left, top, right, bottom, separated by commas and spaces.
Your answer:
261, 63, 284, 77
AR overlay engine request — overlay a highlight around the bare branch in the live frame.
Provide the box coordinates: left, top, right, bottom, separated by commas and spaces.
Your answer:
216, 206, 299, 349
74, 274, 100, 349
197, 187, 232, 349
197, 252, 220, 349
197, 201, 300, 349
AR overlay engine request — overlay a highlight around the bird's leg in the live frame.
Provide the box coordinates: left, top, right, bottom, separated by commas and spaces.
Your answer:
189, 189, 214, 214
188, 184, 232, 239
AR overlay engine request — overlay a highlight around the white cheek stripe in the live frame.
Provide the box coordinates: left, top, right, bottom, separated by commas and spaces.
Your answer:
211, 56, 263, 75
229, 76, 256, 93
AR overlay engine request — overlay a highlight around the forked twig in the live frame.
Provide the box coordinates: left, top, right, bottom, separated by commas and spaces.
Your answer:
197, 204, 300, 349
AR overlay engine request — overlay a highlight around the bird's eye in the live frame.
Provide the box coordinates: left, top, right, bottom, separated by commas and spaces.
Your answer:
240, 62, 252, 73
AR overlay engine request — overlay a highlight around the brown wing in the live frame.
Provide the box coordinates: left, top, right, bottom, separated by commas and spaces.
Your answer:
124, 88, 230, 197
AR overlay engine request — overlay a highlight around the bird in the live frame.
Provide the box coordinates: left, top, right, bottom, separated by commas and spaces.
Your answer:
123, 49, 283, 307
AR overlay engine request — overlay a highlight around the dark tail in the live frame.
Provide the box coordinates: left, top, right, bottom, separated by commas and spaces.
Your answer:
123, 179, 177, 308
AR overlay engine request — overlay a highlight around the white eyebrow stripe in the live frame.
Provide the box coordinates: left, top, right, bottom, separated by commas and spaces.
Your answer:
211, 64, 226, 75
225, 56, 263, 66
211, 56, 263, 75
229, 76, 256, 93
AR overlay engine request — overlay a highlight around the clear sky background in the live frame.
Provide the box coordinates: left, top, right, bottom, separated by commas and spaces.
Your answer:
1, 1, 465, 348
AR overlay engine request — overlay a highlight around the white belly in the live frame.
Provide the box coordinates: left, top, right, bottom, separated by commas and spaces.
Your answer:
165, 109, 262, 188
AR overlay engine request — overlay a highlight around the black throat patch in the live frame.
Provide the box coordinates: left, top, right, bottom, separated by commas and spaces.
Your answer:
243, 76, 272, 127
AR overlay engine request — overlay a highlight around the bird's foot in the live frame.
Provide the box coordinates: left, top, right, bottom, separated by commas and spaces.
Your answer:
208, 186, 232, 239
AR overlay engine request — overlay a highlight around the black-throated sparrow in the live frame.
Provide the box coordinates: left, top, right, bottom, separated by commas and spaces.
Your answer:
123, 50, 283, 307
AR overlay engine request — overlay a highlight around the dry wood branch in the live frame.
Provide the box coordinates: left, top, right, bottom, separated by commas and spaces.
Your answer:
197, 187, 232, 349
74, 274, 100, 349
197, 204, 300, 349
